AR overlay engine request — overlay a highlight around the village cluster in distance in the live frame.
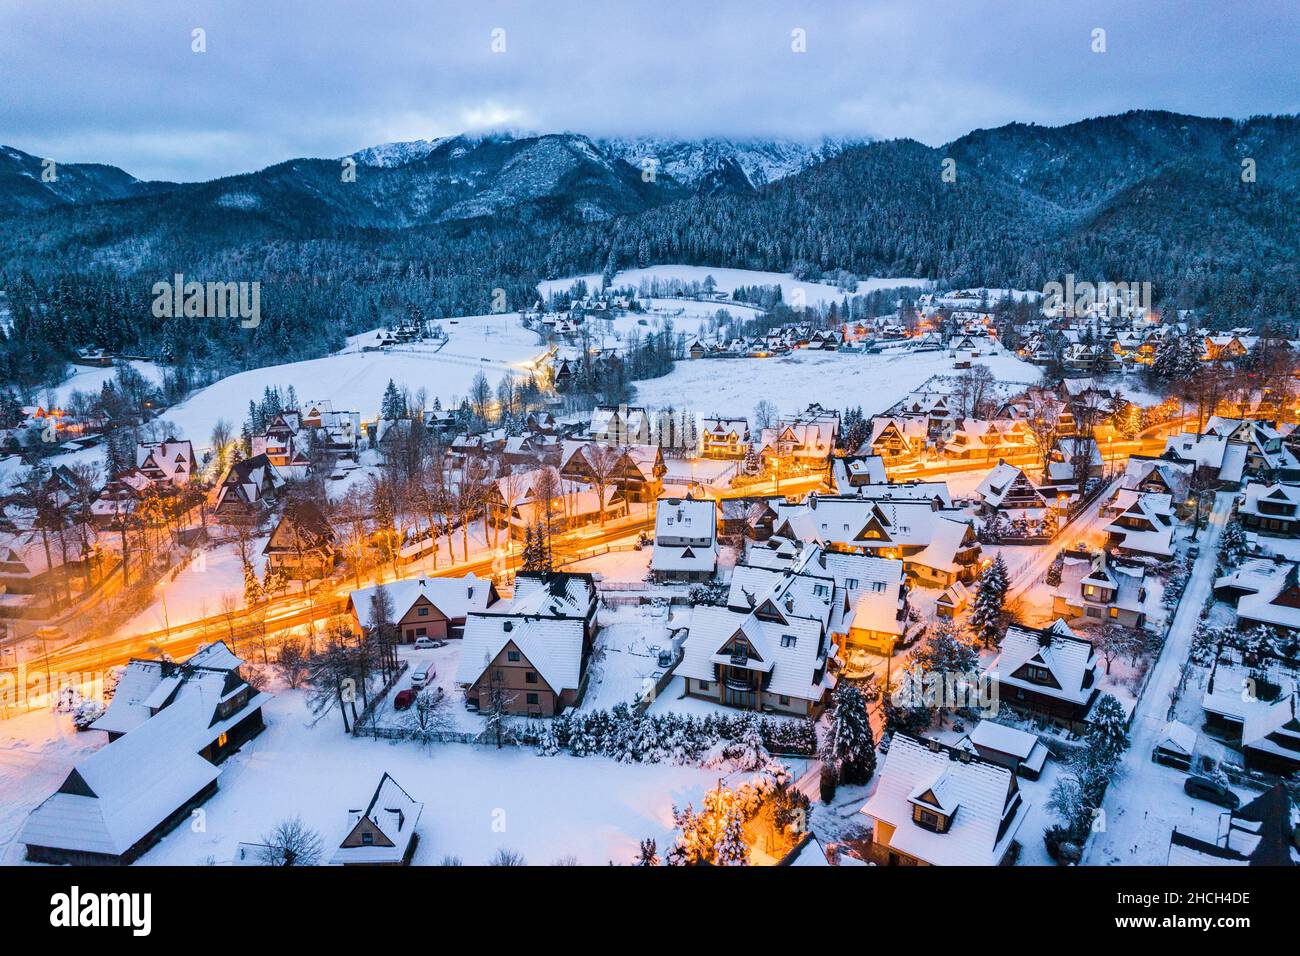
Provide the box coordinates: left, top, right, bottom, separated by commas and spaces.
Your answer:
2, 268, 1298, 869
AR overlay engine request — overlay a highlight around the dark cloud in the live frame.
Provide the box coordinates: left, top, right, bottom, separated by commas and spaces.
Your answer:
1, 0, 1295, 181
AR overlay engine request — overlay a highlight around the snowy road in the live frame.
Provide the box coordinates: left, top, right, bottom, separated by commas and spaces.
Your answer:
1004, 478, 1121, 601
1083, 491, 1233, 866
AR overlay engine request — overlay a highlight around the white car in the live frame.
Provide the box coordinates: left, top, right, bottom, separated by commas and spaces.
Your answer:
411, 668, 433, 689
413, 637, 438, 649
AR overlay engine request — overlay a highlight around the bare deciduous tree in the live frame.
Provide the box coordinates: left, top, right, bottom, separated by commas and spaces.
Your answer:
258, 816, 324, 866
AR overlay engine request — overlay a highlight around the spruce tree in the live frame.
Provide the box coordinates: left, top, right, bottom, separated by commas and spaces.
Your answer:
970, 560, 1008, 647
823, 685, 876, 785
713, 802, 749, 866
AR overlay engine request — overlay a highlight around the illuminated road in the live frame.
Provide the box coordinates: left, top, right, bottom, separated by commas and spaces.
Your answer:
8, 426, 1180, 688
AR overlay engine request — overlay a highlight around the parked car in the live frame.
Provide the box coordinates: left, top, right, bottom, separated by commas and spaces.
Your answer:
1183, 774, 1239, 809
413, 636, 439, 649
393, 689, 416, 711
411, 668, 434, 689
1187, 544, 1201, 559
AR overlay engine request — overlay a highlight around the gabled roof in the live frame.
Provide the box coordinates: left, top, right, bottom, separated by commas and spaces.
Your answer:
987, 622, 1097, 706
455, 614, 585, 693
329, 772, 423, 865
860, 734, 1027, 866
677, 604, 832, 703
348, 574, 495, 628
23, 642, 269, 858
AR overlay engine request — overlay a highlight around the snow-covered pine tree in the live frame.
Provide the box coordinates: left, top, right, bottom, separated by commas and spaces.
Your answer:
1086, 693, 1130, 770
713, 801, 749, 866
823, 684, 877, 785
969, 572, 1002, 648
1045, 552, 1065, 587
380, 378, 404, 420
243, 562, 264, 606
1218, 518, 1248, 568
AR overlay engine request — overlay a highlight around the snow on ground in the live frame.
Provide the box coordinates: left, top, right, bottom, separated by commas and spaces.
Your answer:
0, 709, 103, 864
117, 538, 269, 636
140, 689, 721, 866
42, 360, 164, 407
635, 347, 1041, 419
582, 605, 674, 712
1085, 492, 1247, 866
538, 265, 931, 308
161, 314, 546, 452
564, 542, 653, 587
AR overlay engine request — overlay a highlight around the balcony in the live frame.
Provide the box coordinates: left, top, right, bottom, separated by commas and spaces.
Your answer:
724, 675, 758, 692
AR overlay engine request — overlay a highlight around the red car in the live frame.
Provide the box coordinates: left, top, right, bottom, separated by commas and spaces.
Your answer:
393, 689, 416, 711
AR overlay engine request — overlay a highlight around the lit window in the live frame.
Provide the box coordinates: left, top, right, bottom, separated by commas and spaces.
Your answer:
217, 731, 228, 748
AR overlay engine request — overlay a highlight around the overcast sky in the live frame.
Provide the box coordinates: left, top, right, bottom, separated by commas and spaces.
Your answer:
2, 0, 1296, 182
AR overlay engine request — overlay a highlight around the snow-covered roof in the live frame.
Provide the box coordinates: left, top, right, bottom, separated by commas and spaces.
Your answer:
1241, 481, 1300, 519
349, 574, 495, 628
455, 613, 585, 693
329, 772, 423, 865
987, 622, 1097, 707
654, 496, 716, 541
1156, 720, 1198, 757
23, 642, 269, 858
651, 540, 718, 573
967, 720, 1040, 761
859, 734, 1028, 867
677, 604, 833, 704
508, 572, 595, 619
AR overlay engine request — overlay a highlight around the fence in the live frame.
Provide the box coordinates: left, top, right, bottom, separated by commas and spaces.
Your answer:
354, 725, 487, 745
350, 660, 408, 736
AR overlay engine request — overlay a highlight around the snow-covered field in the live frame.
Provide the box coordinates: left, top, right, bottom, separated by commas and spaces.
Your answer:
45, 360, 164, 407
539, 265, 931, 308
140, 690, 719, 867
635, 347, 1041, 418
160, 314, 546, 451
0, 709, 101, 865
117, 539, 269, 636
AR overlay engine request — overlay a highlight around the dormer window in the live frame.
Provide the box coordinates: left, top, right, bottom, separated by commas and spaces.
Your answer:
912, 805, 947, 832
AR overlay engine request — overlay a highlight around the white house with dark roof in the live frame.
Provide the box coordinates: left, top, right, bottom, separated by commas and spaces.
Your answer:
650, 495, 718, 582
329, 772, 423, 866
859, 734, 1028, 866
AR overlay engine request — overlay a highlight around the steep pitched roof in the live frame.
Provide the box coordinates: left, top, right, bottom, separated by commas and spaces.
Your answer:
859, 734, 1027, 866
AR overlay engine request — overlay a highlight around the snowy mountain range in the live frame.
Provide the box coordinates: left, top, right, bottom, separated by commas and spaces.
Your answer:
596, 136, 862, 191
0, 145, 174, 217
